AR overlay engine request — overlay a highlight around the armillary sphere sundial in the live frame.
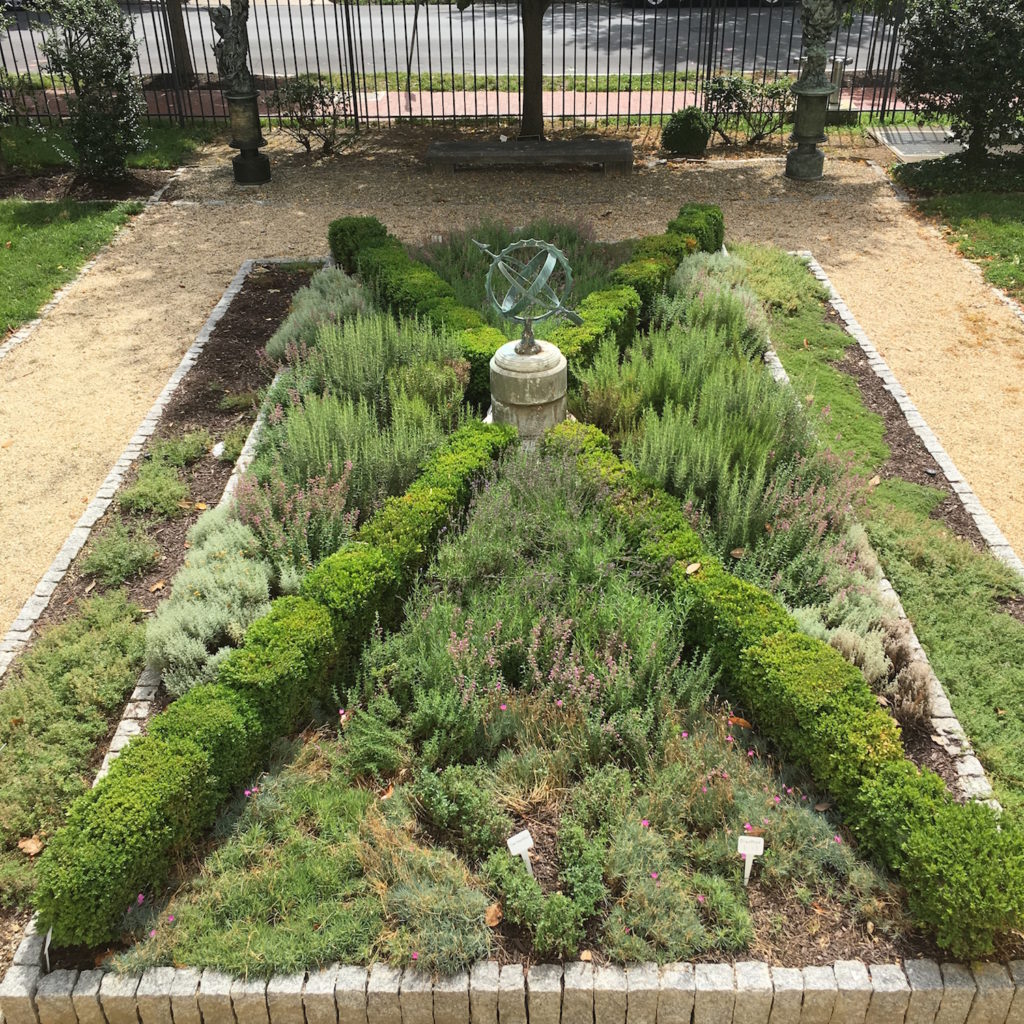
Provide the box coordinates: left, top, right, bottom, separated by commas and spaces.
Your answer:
473, 238, 583, 355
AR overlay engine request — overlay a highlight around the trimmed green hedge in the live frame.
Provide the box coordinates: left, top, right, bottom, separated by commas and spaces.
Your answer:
326, 216, 642, 410
544, 420, 1024, 959
668, 202, 725, 253
328, 216, 389, 273
34, 422, 517, 948
607, 202, 723, 320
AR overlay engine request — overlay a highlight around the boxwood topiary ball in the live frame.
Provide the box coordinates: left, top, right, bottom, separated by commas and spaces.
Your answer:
662, 107, 713, 157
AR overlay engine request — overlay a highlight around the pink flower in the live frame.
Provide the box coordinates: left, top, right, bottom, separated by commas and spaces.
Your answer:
168, 915, 175, 923
726, 735, 734, 743
747, 750, 755, 758
701, 785, 708, 793
137, 893, 145, 905
556, 699, 563, 708
641, 819, 650, 828
149, 929, 156, 938
681, 731, 689, 739
740, 852, 747, 860
696, 894, 706, 905
786, 787, 793, 795
338, 708, 345, 716
773, 795, 781, 804
802, 795, 808, 801
624, 926, 631, 934
834, 835, 842, 844
500, 703, 507, 711
721, 771, 729, 779
244, 789, 251, 797
743, 822, 752, 833
650, 871, 659, 880
411, 952, 419, 961
495, 683, 501, 692
763, 818, 770, 825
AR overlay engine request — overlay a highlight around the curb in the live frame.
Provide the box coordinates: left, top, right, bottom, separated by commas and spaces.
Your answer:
3, 958, 1024, 1024
0, 168, 185, 368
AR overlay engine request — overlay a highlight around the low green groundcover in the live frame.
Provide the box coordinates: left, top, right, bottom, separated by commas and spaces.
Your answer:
118, 452, 896, 978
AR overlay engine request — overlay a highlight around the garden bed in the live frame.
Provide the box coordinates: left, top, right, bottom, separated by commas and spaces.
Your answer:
29, 263, 308, 631
3, 209, 1024, 1019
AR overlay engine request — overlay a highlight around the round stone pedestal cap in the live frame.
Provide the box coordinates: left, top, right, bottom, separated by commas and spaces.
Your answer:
493, 339, 563, 374
490, 340, 567, 409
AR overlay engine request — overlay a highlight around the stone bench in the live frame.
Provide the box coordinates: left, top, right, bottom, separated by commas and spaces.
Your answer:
425, 138, 633, 175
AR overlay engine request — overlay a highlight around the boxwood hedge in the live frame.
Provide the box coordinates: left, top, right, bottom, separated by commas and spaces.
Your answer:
34, 422, 517, 948
545, 419, 1024, 959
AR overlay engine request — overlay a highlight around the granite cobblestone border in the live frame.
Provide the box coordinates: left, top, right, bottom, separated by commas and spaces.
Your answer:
766, 257, 1003, 807
0, 256, 321, 684
0, 168, 186, 368
5, 958, 1024, 1024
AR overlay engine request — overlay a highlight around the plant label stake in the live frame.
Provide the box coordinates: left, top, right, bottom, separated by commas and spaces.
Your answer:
737, 835, 764, 886
507, 829, 536, 876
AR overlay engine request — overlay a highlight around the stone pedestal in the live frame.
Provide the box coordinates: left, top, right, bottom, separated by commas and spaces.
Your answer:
785, 82, 834, 181
227, 93, 271, 185
489, 339, 567, 442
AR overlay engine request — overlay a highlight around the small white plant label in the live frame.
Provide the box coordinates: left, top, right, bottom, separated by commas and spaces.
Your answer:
737, 835, 764, 887
507, 829, 535, 875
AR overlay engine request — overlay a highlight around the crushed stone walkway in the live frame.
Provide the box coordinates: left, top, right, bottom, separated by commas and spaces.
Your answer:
2, 137, 1022, 635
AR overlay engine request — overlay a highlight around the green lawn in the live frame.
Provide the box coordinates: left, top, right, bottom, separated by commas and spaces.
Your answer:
0, 198, 142, 336
737, 243, 1024, 813
1, 123, 220, 175
918, 193, 1024, 303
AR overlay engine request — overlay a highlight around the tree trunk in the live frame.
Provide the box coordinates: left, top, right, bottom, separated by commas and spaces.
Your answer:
165, 0, 196, 86
965, 124, 987, 168
519, 0, 547, 140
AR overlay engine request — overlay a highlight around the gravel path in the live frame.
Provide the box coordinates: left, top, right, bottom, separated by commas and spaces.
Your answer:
2, 133, 1022, 635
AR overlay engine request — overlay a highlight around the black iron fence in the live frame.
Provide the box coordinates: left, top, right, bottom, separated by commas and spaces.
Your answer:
0, 0, 910, 129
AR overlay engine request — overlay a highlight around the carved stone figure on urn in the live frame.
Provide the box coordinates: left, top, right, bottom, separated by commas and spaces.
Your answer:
211, 0, 254, 95
210, 0, 271, 184
785, 0, 839, 181
800, 0, 840, 89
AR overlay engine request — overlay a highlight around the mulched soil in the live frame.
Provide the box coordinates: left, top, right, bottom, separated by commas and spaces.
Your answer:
900, 720, 964, 796
0, 169, 171, 202
0, 266, 308, 978
30, 264, 307, 635
998, 594, 1024, 625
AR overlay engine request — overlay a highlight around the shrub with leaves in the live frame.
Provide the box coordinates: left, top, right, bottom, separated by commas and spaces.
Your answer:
268, 77, 351, 155
235, 464, 358, 591
898, 0, 1024, 167
704, 74, 793, 145
661, 107, 712, 156
40, 0, 145, 179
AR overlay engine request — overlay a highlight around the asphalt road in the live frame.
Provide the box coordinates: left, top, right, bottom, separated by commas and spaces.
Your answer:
2, 2, 896, 83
